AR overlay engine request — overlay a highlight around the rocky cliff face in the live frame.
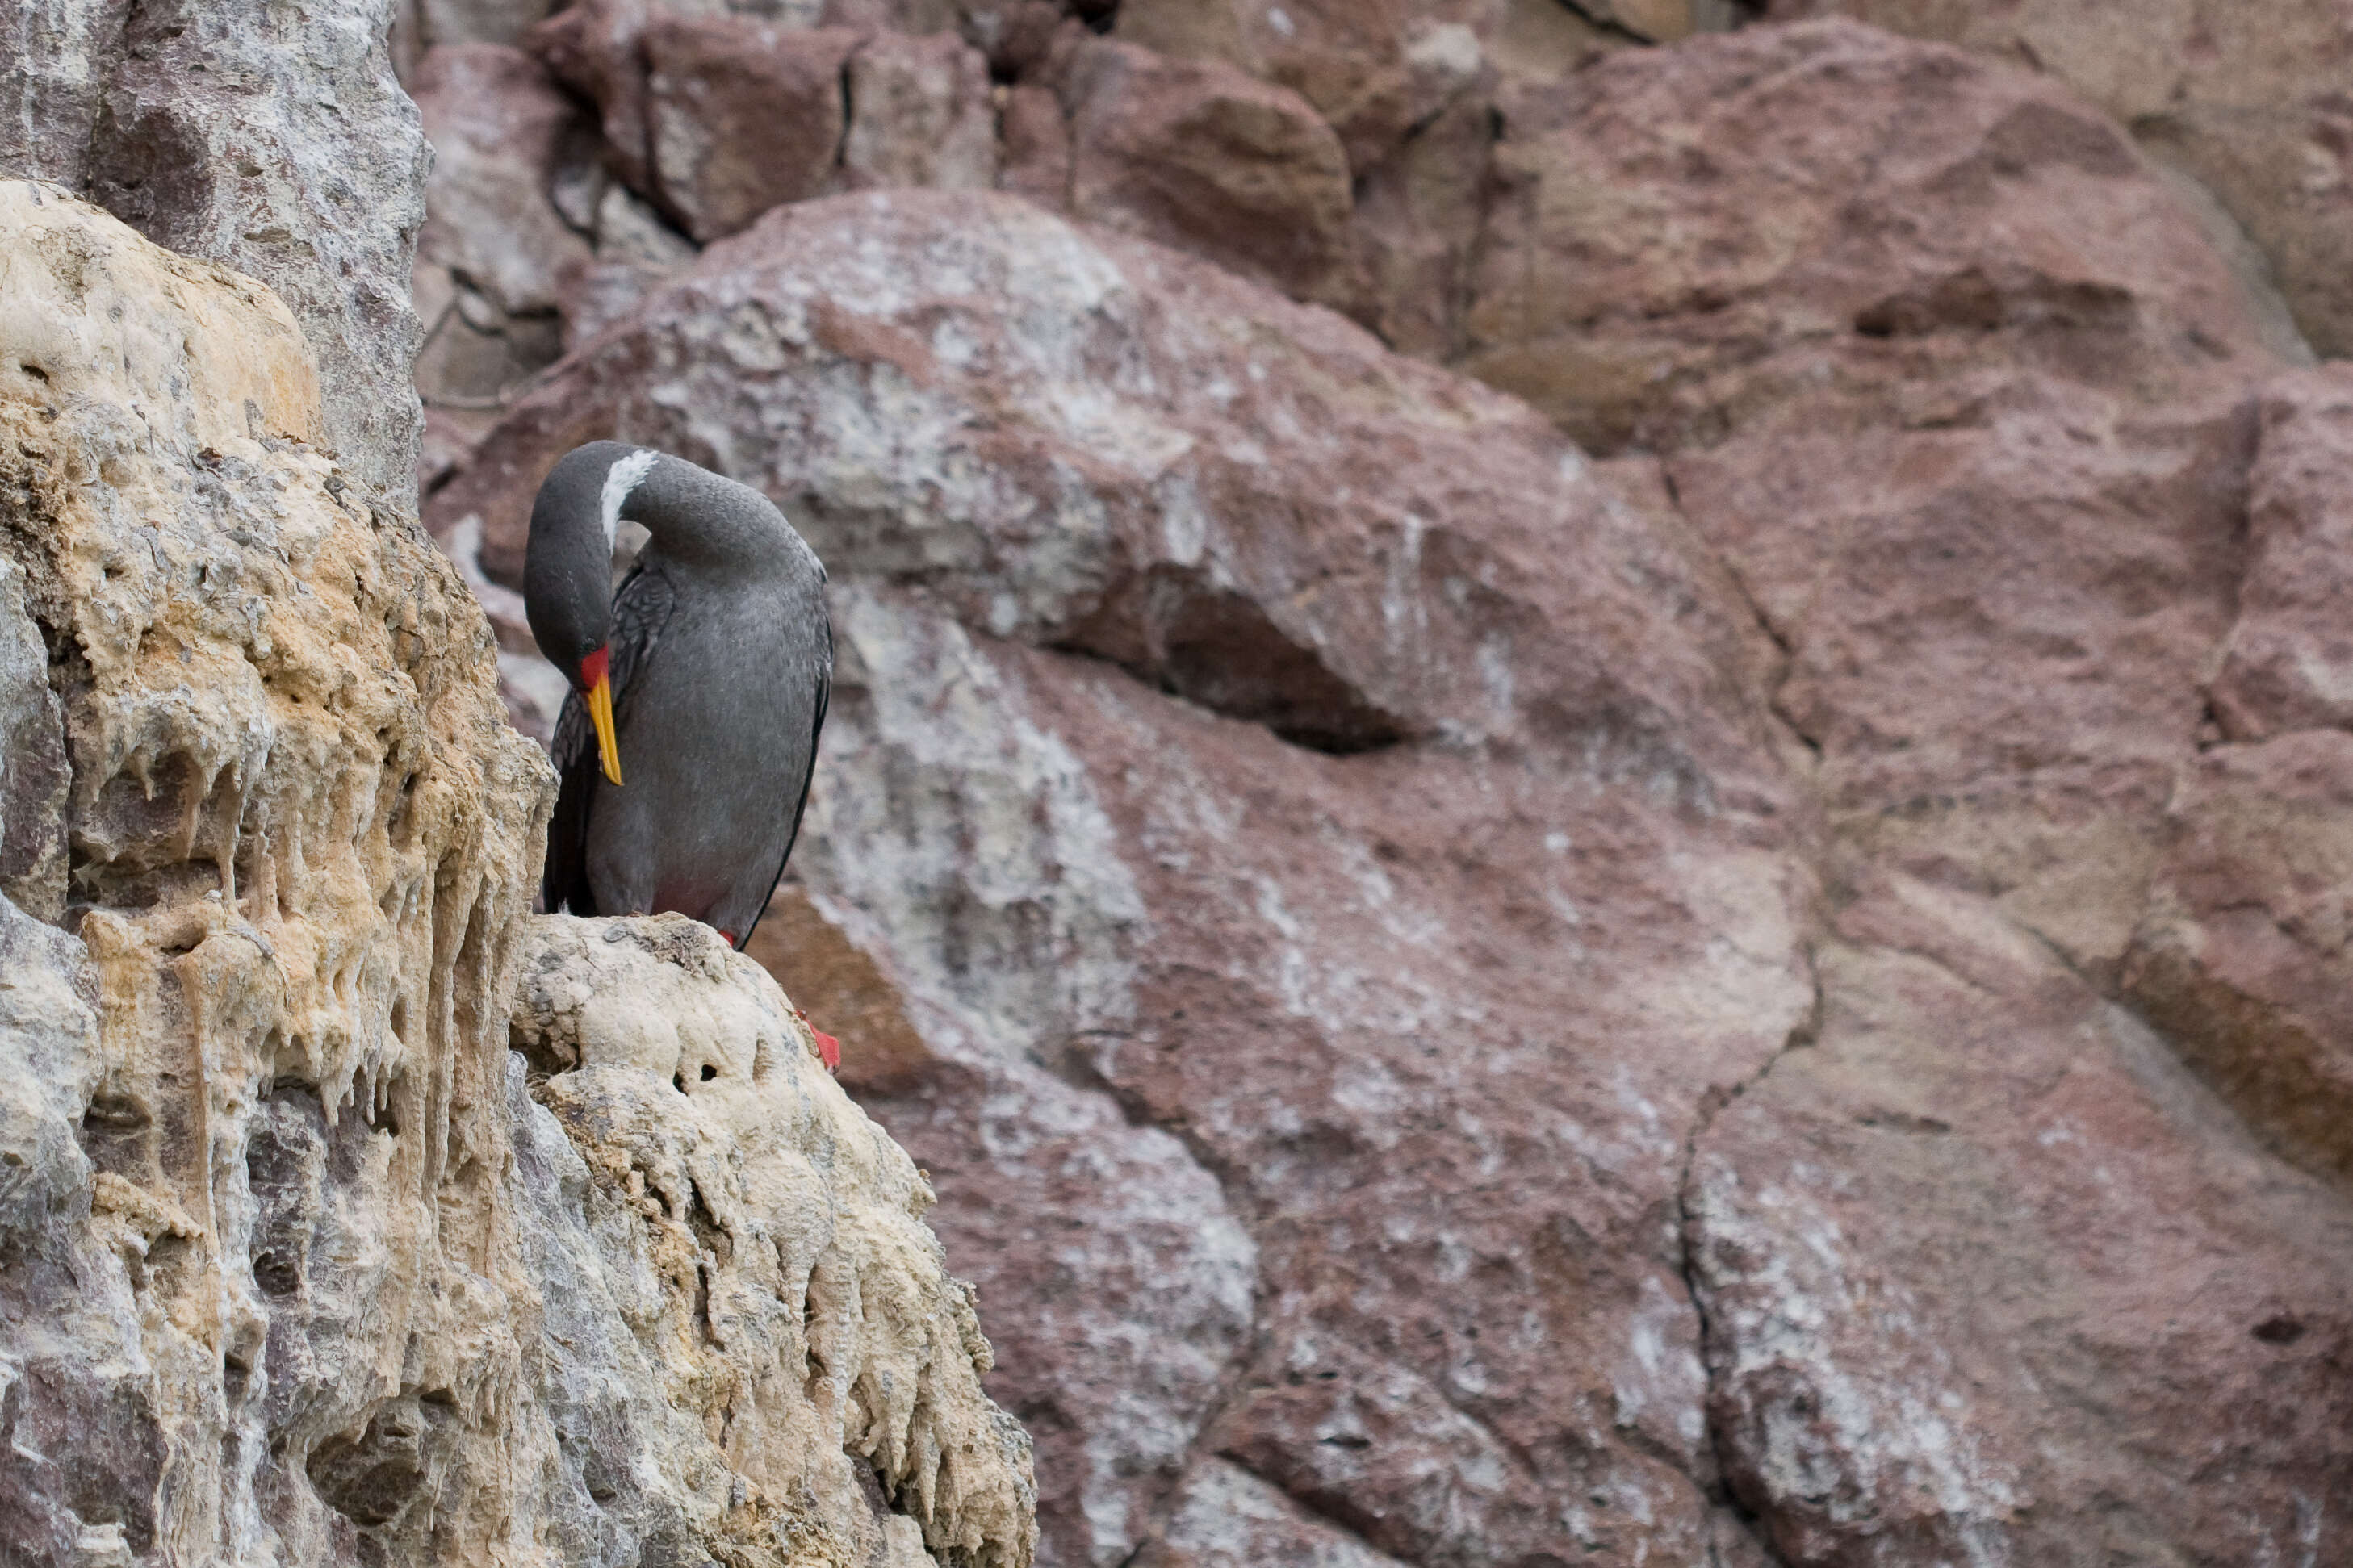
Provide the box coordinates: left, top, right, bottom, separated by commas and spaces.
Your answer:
0, 181, 1033, 1566
10, 1, 2353, 1566
1, 0, 432, 499
403, 4, 2353, 1566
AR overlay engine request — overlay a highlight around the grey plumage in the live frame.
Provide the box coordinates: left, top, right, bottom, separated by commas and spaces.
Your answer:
530, 441, 831, 946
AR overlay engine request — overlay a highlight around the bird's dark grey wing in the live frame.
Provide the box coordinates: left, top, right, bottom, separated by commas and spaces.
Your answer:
735, 634, 830, 948
542, 566, 676, 917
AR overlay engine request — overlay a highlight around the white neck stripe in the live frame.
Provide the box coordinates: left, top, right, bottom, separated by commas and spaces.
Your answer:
599, 449, 659, 550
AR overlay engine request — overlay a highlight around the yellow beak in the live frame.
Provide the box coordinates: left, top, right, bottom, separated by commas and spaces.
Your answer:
587, 671, 623, 786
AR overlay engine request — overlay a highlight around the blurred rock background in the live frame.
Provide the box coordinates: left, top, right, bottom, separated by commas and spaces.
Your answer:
397, 2, 2353, 1564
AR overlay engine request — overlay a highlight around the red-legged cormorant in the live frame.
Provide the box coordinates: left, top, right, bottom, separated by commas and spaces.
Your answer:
526, 441, 832, 953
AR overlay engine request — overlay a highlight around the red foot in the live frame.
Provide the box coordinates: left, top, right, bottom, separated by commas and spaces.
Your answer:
795, 1008, 841, 1073
719, 929, 736, 948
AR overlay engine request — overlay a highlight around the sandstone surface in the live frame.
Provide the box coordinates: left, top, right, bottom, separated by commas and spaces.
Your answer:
2210, 365, 2353, 740
0, 182, 1033, 1567
1464, 19, 2301, 452
1690, 872, 2353, 1566
1765, 0, 2353, 359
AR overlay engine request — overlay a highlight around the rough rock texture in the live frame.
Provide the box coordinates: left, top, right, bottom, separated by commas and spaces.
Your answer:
409, 44, 588, 449
2210, 366, 2353, 741
1465, 18, 2301, 453
1049, 39, 1362, 313
1475, 21, 2291, 993
1766, 0, 2353, 358
421, 140, 2353, 1566
0, 183, 1033, 1567
0, 174, 544, 1566
1690, 872, 2353, 1567
0, 553, 69, 920
642, 17, 865, 244
0, 0, 430, 500
508, 914, 1037, 1568
395, 5, 2353, 1566
412, 45, 591, 324
844, 31, 1000, 196
428, 185, 1823, 1567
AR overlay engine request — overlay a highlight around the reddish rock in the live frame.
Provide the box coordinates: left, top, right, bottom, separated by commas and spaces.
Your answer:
411, 44, 589, 316
1692, 872, 2353, 1566
431, 188, 1817, 1565
798, 584, 1810, 1566
528, 0, 662, 194
1765, 0, 2353, 358
1462, 23, 2293, 978
2125, 733, 2353, 1185
1667, 378, 2254, 977
404, 0, 559, 53
1465, 19, 2290, 455
1057, 40, 1363, 314
642, 17, 863, 242
1128, 1460, 1410, 1568
2211, 365, 2353, 739
843, 30, 999, 194
997, 81, 1074, 208
1349, 80, 1490, 358
408, 37, 2353, 1566
1112, 0, 1482, 172
1106, 2, 1506, 355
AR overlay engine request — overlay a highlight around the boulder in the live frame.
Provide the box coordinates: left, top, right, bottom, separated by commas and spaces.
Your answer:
1464, 19, 2297, 454
1764, 0, 2353, 357
1463, 22, 2297, 979
1055, 40, 1363, 314
429, 186, 1819, 1566
642, 16, 864, 242
1112, 0, 1494, 173
411, 44, 592, 318
1691, 872, 2353, 1566
844, 30, 999, 194
508, 914, 1038, 1568
2125, 734, 2353, 1185
396, 23, 2353, 1564
0, 0, 429, 498
0, 175, 543, 1562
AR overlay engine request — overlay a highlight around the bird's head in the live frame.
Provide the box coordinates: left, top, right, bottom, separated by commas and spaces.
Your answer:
525, 441, 653, 787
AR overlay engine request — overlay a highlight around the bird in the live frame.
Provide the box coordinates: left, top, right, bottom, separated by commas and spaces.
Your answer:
525, 441, 832, 959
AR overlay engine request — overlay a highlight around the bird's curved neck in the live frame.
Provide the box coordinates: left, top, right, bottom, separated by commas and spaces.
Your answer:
611, 453, 795, 576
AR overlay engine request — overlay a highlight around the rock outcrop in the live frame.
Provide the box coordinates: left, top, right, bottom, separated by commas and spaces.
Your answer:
22, 0, 2352, 1562
0, 0, 430, 499
0, 182, 1032, 1567
1767, 0, 2353, 360
413, 16, 2353, 1551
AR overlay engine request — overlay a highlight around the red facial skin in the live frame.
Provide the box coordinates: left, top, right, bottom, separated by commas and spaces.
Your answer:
578, 643, 610, 691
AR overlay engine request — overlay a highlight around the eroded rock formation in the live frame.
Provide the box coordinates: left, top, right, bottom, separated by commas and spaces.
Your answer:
0, 0, 430, 497
13, 0, 2353, 1563
0, 182, 1032, 1567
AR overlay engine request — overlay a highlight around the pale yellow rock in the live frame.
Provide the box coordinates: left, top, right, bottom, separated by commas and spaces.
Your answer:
0, 179, 1033, 1566
509, 914, 1038, 1568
